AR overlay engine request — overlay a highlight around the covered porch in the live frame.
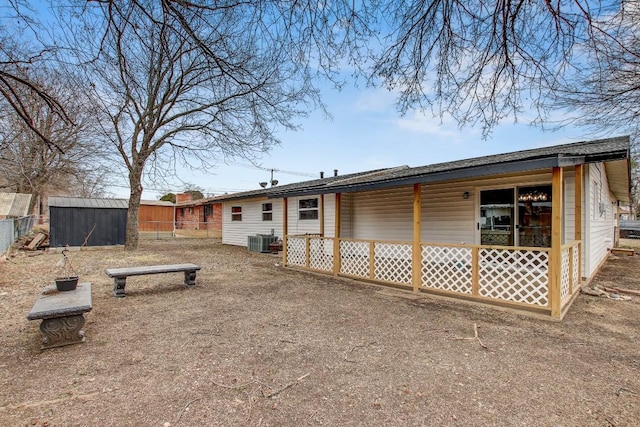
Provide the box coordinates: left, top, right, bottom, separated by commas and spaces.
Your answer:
282, 166, 584, 319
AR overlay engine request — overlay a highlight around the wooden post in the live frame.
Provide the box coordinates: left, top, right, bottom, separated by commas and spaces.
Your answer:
305, 236, 311, 268
549, 167, 563, 318
574, 164, 583, 284
319, 194, 325, 237
412, 183, 422, 292
282, 198, 288, 266
333, 193, 341, 276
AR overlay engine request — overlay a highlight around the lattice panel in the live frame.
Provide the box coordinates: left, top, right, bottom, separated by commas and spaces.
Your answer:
421, 245, 472, 294
286, 237, 306, 267
340, 240, 370, 278
374, 243, 412, 284
572, 246, 580, 290
478, 248, 549, 306
560, 248, 570, 300
309, 238, 334, 272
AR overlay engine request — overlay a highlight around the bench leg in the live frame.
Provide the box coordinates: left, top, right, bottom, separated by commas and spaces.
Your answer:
184, 270, 197, 287
39, 314, 86, 349
112, 277, 127, 297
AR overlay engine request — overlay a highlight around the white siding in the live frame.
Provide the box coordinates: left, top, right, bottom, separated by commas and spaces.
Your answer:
222, 198, 282, 246
564, 169, 576, 243
350, 186, 414, 241
584, 163, 617, 277
286, 195, 325, 235
422, 181, 476, 244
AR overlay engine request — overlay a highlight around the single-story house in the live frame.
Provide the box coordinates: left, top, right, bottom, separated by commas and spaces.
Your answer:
216, 136, 630, 319
175, 193, 222, 235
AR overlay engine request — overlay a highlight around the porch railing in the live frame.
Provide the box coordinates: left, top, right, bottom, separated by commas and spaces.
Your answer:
285, 235, 582, 317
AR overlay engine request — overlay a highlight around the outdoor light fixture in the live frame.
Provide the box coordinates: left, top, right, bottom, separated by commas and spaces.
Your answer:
463, 191, 470, 199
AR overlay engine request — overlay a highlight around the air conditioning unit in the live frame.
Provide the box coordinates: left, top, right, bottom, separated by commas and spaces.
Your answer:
247, 234, 278, 252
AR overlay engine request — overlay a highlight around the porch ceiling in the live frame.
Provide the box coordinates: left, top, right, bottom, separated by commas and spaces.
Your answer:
605, 159, 631, 203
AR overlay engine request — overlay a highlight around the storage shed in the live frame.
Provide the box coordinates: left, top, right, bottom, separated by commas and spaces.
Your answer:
49, 197, 128, 247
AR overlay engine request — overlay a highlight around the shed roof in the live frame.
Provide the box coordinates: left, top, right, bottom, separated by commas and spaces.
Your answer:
48, 197, 129, 209
0, 193, 32, 217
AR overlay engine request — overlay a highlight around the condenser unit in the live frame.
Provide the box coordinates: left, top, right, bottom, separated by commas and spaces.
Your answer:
247, 234, 278, 253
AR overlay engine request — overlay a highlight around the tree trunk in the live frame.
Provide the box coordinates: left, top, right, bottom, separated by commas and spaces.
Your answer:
125, 169, 143, 250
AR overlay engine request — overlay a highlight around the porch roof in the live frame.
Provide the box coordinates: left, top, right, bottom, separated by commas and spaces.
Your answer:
268, 136, 631, 202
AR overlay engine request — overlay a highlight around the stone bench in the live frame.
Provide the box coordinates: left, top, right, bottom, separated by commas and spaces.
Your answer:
27, 282, 93, 349
105, 263, 202, 297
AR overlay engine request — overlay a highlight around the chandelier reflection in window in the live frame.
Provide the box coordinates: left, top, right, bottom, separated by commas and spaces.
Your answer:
518, 191, 548, 202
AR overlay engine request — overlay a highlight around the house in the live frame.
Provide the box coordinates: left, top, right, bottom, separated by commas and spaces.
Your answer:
218, 136, 630, 319
175, 193, 223, 238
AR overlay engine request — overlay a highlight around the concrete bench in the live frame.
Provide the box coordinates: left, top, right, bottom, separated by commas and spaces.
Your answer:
27, 282, 93, 349
105, 263, 201, 297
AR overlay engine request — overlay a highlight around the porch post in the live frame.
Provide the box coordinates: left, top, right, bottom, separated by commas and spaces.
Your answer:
333, 193, 341, 276
574, 164, 583, 283
550, 167, 563, 318
282, 197, 288, 265
412, 183, 421, 292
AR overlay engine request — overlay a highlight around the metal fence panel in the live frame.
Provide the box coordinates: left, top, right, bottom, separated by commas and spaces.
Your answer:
0, 219, 16, 255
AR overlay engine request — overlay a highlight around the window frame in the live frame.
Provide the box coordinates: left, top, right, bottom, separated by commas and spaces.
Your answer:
231, 205, 242, 222
298, 198, 319, 220
262, 202, 273, 221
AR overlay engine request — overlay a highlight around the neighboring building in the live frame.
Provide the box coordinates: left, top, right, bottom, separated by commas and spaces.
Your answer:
0, 193, 32, 219
138, 200, 175, 234
216, 136, 630, 319
175, 193, 222, 236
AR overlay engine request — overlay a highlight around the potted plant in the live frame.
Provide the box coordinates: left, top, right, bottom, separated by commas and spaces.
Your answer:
54, 246, 79, 291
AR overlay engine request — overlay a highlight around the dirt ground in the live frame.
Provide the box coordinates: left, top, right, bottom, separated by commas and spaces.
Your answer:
1, 238, 639, 426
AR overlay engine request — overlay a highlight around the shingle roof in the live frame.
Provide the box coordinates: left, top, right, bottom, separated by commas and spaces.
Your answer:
269, 136, 630, 198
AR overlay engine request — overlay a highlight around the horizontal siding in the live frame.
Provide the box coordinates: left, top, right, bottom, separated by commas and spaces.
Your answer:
287, 195, 323, 235
351, 186, 414, 241
422, 181, 475, 244
585, 163, 616, 277
222, 198, 282, 247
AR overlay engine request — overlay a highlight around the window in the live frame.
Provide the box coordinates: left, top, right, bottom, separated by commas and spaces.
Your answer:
298, 198, 319, 220
262, 203, 273, 221
204, 204, 213, 218
231, 206, 242, 221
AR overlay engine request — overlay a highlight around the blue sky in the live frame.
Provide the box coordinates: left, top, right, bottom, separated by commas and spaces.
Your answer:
119, 81, 599, 201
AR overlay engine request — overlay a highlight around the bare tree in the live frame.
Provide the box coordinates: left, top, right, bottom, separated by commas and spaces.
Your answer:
0, 67, 110, 214
550, 2, 640, 138
0, 1, 74, 152
60, 1, 340, 249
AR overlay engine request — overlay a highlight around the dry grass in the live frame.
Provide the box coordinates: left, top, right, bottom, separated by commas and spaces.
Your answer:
1, 238, 639, 426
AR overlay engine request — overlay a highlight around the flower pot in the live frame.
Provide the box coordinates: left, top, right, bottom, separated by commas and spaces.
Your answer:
55, 276, 79, 291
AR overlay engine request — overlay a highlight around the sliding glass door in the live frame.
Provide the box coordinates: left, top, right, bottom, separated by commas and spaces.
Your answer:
479, 185, 552, 247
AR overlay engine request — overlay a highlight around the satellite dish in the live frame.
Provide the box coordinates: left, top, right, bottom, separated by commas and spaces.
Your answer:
271, 180, 279, 186
259, 182, 268, 188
